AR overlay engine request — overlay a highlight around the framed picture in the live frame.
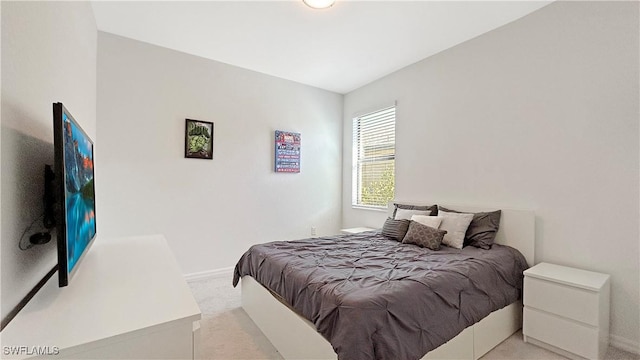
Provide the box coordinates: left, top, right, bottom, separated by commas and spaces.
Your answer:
275, 130, 300, 173
185, 119, 214, 159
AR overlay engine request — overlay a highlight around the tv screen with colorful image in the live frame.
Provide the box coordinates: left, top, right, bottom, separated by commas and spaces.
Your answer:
53, 102, 96, 287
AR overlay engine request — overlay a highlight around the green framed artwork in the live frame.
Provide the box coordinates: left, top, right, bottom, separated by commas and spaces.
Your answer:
185, 119, 214, 159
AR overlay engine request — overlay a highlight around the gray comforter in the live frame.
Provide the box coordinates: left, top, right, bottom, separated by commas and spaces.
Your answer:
233, 231, 528, 360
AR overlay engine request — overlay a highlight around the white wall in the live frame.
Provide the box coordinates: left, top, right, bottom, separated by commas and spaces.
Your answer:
1, 1, 96, 321
97, 32, 343, 275
342, 1, 639, 352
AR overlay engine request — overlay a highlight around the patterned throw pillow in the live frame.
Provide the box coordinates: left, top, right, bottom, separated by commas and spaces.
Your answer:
402, 221, 447, 250
381, 217, 410, 241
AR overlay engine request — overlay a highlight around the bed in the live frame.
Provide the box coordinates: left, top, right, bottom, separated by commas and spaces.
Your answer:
233, 203, 534, 360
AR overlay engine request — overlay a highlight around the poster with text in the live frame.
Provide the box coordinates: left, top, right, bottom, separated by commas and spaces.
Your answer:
275, 130, 300, 173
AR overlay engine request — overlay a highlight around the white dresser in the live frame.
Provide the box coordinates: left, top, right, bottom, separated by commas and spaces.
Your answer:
1, 235, 201, 359
523, 262, 610, 360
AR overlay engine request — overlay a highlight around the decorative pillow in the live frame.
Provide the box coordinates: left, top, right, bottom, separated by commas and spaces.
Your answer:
393, 203, 437, 218
437, 210, 474, 249
410, 215, 443, 229
381, 217, 410, 241
439, 207, 502, 249
395, 208, 431, 220
402, 221, 447, 251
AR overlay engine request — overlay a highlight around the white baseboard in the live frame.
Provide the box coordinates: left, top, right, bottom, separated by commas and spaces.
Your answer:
610, 334, 640, 355
184, 266, 234, 282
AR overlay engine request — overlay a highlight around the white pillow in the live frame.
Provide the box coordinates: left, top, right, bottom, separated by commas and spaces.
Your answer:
438, 209, 474, 249
394, 208, 431, 220
410, 215, 443, 229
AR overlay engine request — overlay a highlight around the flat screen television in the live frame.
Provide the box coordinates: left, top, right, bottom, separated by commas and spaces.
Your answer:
53, 102, 97, 287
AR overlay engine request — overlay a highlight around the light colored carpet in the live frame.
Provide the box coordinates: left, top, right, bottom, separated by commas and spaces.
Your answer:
188, 276, 638, 360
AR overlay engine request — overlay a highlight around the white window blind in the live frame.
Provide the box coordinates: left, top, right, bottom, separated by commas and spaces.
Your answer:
352, 106, 396, 208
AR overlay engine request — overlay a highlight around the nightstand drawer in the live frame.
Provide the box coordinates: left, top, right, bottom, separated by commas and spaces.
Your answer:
524, 307, 599, 359
524, 276, 600, 326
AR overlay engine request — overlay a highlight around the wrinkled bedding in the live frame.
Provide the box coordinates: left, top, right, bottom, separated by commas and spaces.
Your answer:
233, 231, 528, 360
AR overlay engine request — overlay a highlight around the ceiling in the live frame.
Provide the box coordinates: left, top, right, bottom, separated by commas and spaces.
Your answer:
91, 1, 552, 94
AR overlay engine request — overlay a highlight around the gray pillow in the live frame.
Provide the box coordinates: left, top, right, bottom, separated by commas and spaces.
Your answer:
402, 221, 447, 251
438, 207, 502, 249
381, 217, 410, 241
393, 203, 438, 218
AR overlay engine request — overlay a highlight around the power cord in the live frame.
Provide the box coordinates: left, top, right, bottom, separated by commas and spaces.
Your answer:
18, 212, 52, 250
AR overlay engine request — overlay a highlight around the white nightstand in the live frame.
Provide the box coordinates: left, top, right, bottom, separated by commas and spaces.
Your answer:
340, 227, 376, 234
523, 262, 610, 360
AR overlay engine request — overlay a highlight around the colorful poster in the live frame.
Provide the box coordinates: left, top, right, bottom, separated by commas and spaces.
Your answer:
185, 119, 214, 159
275, 130, 300, 173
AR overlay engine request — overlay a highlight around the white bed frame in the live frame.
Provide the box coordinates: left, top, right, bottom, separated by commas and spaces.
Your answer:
241, 203, 535, 360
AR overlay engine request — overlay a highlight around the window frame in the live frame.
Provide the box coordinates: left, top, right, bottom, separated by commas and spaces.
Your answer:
351, 105, 396, 210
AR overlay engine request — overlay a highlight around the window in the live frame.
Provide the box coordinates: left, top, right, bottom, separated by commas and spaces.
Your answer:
352, 106, 396, 208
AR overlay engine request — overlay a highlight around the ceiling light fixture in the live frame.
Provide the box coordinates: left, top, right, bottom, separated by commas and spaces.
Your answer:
303, 0, 335, 10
